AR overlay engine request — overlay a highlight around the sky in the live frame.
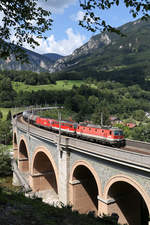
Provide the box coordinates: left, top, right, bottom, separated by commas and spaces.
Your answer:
33, 0, 139, 56
1, 0, 141, 56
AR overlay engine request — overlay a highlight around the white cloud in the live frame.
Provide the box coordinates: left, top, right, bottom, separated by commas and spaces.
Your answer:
74, 10, 85, 21
72, 10, 95, 24
38, 0, 77, 13
24, 28, 86, 56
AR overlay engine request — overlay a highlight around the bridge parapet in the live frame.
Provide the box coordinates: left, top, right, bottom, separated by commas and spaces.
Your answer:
62, 137, 150, 172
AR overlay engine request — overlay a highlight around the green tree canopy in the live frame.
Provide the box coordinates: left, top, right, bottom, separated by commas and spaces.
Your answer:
91, 106, 111, 125
79, 0, 150, 33
0, 111, 3, 120
133, 109, 145, 121
6, 110, 12, 121
0, 77, 16, 106
0, 0, 52, 60
0, 120, 12, 145
0, 145, 12, 176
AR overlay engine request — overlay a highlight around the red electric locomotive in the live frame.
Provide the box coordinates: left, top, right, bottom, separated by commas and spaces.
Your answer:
76, 123, 125, 147
23, 111, 126, 147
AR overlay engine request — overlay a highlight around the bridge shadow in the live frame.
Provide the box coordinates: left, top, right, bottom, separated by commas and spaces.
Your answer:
107, 181, 149, 225
32, 151, 58, 194
18, 139, 29, 173
71, 165, 98, 215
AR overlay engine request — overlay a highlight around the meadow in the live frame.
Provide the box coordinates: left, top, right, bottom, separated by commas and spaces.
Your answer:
0, 107, 27, 120
1, 80, 83, 119
12, 80, 83, 93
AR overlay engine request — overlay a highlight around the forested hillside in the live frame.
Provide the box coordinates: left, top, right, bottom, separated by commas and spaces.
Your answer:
0, 18, 150, 142
0, 71, 150, 142
1, 18, 150, 87
49, 18, 150, 90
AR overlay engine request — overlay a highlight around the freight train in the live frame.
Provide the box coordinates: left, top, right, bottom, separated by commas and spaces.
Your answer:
23, 111, 126, 147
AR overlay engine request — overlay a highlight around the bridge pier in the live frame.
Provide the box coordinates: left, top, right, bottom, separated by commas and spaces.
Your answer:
13, 147, 18, 159
58, 141, 70, 205
12, 171, 22, 186
18, 158, 29, 173
69, 179, 98, 214
29, 171, 57, 192
97, 195, 116, 216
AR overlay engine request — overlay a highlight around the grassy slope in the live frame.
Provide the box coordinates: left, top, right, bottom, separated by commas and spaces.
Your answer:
0, 107, 27, 120
0, 177, 118, 225
0, 80, 83, 119
12, 80, 83, 93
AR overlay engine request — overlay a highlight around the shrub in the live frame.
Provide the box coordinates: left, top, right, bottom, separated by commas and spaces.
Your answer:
0, 145, 12, 177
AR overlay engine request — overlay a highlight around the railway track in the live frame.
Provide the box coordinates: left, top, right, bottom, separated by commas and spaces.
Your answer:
122, 146, 150, 155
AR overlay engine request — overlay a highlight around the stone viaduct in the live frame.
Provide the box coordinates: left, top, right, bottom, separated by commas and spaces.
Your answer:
12, 114, 150, 225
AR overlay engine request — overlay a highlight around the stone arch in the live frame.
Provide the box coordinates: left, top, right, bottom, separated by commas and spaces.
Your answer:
69, 160, 102, 215
103, 174, 150, 225
30, 146, 58, 200
18, 136, 29, 173
13, 132, 18, 159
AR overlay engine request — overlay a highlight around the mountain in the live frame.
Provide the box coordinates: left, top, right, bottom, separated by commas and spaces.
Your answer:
1, 18, 150, 81
0, 48, 63, 72
43, 53, 63, 62
49, 18, 150, 85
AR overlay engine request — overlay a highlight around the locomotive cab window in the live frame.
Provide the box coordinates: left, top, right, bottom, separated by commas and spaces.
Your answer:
110, 131, 112, 135
119, 131, 123, 136
114, 131, 119, 136
74, 124, 78, 129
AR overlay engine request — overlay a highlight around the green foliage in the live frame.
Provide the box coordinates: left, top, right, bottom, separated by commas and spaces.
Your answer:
0, 74, 150, 142
6, 110, 12, 121
0, 145, 12, 177
91, 107, 111, 126
0, 77, 16, 107
133, 110, 145, 121
0, 0, 52, 60
38, 108, 73, 121
48, 19, 150, 93
131, 123, 150, 142
79, 0, 150, 33
0, 185, 120, 225
0, 120, 12, 145
1, 70, 57, 85
12, 80, 82, 93
0, 110, 3, 119
88, 95, 99, 106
